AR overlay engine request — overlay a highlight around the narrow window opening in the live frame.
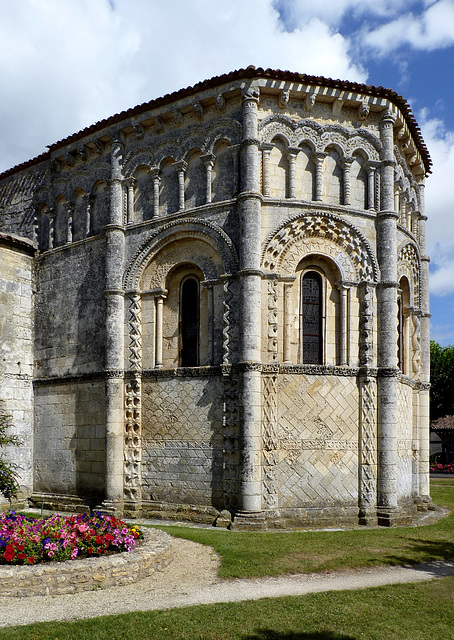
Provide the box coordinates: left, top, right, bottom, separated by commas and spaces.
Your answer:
302, 271, 323, 364
179, 277, 199, 366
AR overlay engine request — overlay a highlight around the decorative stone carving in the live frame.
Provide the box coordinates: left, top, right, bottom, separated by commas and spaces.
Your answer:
359, 282, 375, 366
262, 374, 278, 509
267, 278, 279, 360
128, 293, 142, 370
398, 242, 420, 308
124, 376, 142, 502
222, 371, 240, 509
262, 212, 379, 283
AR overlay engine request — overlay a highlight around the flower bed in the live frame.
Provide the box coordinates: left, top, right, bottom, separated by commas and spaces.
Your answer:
430, 463, 454, 474
0, 511, 142, 565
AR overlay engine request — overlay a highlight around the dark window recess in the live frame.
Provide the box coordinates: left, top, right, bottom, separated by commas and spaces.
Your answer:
302, 272, 323, 364
180, 277, 199, 366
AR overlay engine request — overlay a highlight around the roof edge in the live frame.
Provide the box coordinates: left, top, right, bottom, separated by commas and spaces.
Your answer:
0, 66, 432, 181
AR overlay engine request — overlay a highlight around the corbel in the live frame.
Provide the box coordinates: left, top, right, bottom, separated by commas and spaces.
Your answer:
279, 89, 290, 109
193, 100, 203, 119
332, 99, 344, 117
358, 101, 370, 121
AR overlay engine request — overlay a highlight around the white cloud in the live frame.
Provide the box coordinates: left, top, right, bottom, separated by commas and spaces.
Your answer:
420, 113, 454, 296
362, 0, 454, 53
274, 0, 415, 30
0, 0, 366, 173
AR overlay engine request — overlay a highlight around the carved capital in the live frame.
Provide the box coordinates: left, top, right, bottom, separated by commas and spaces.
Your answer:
242, 85, 260, 101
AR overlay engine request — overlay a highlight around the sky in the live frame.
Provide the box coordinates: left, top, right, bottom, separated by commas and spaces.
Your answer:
1, 0, 453, 345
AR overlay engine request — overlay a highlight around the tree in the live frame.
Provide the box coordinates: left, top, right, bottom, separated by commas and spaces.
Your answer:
430, 340, 454, 421
0, 409, 21, 502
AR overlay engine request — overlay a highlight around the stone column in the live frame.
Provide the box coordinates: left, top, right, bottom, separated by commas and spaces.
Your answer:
174, 160, 187, 211
234, 85, 264, 525
261, 143, 273, 197
417, 182, 430, 500
312, 152, 326, 202
154, 291, 166, 368
366, 162, 379, 211
48, 210, 55, 249
283, 279, 295, 363
341, 156, 353, 206
287, 147, 299, 199
339, 284, 349, 365
376, 111, 400, 525
358, 281, 378, 524
85, 197, 92, 237
65, 202, 73, 244
104, 135, 126, 513
201, 153, 215, 204
150, 168, 160, 217
124, 177, 136, 224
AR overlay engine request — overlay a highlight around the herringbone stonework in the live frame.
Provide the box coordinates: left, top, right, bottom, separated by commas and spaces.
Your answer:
141, 376, 224, 506
276, 374, 358, 507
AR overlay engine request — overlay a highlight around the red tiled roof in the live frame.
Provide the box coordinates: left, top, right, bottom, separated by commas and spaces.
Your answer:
0, 66, 432, 181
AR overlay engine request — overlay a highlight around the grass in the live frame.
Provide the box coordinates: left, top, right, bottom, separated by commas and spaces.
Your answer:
1, 577, 453, 639
0, 478, 452, 640
153, 478, 454, 579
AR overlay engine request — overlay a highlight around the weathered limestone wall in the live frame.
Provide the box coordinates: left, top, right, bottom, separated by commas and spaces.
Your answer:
396, 380, 413, 499
0, 235, 35, 503
141, 375, 224, 507
33, 381, 105, 497
34, 240, 106, 378
275, 373, 358, 520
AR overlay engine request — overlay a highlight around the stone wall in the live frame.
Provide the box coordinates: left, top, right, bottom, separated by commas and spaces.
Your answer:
33, 380, 106, 498
275, 373, 358, 514
34, 239, 106, 379
141, 374, 224, 507
0, 234, 35, 504
397, 380, 413, 498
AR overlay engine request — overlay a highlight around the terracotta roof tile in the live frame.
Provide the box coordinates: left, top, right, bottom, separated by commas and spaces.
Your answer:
0, 66, 432, 181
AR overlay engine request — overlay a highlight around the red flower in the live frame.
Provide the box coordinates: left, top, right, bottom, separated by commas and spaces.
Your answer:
17, 552, 27, 560
28, 557, 35, 564
3, 545, 15, 562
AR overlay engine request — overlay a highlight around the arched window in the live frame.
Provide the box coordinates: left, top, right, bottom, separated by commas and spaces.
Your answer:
179, 276, 200, 366
301, 271, 323, 364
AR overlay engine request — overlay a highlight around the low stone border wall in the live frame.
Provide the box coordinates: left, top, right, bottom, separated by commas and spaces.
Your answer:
0, 528, 173, 597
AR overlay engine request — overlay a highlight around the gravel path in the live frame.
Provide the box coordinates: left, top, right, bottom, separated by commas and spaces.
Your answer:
1, 538, 453, 628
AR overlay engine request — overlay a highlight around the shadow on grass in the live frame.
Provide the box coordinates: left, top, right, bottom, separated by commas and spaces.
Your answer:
243, 631, 355, 640
382, 537, 454, 567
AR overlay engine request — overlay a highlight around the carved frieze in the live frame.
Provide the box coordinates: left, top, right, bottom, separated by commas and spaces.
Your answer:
262, 212, 379, 283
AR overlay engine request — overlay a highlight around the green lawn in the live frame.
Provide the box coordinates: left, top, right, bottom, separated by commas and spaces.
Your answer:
0, 478, 453, 640
154, 479, 454, 579
1, 577, 453, 639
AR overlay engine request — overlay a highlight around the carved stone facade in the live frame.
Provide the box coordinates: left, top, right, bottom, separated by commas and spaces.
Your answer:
0, 67, 432, 526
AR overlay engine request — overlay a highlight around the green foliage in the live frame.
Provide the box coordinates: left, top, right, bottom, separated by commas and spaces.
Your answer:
430, 340, 454, 421
0, 409, 21, 502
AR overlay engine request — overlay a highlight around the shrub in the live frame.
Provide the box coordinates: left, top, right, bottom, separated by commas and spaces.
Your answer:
0, 409, 22, 502
430, 462, 454, 474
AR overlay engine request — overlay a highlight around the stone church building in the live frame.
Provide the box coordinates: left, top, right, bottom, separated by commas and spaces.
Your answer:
0, 67, 432, 527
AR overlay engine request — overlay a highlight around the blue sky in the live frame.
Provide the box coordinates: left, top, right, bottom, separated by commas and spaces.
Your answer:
1, 0, 453, 344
